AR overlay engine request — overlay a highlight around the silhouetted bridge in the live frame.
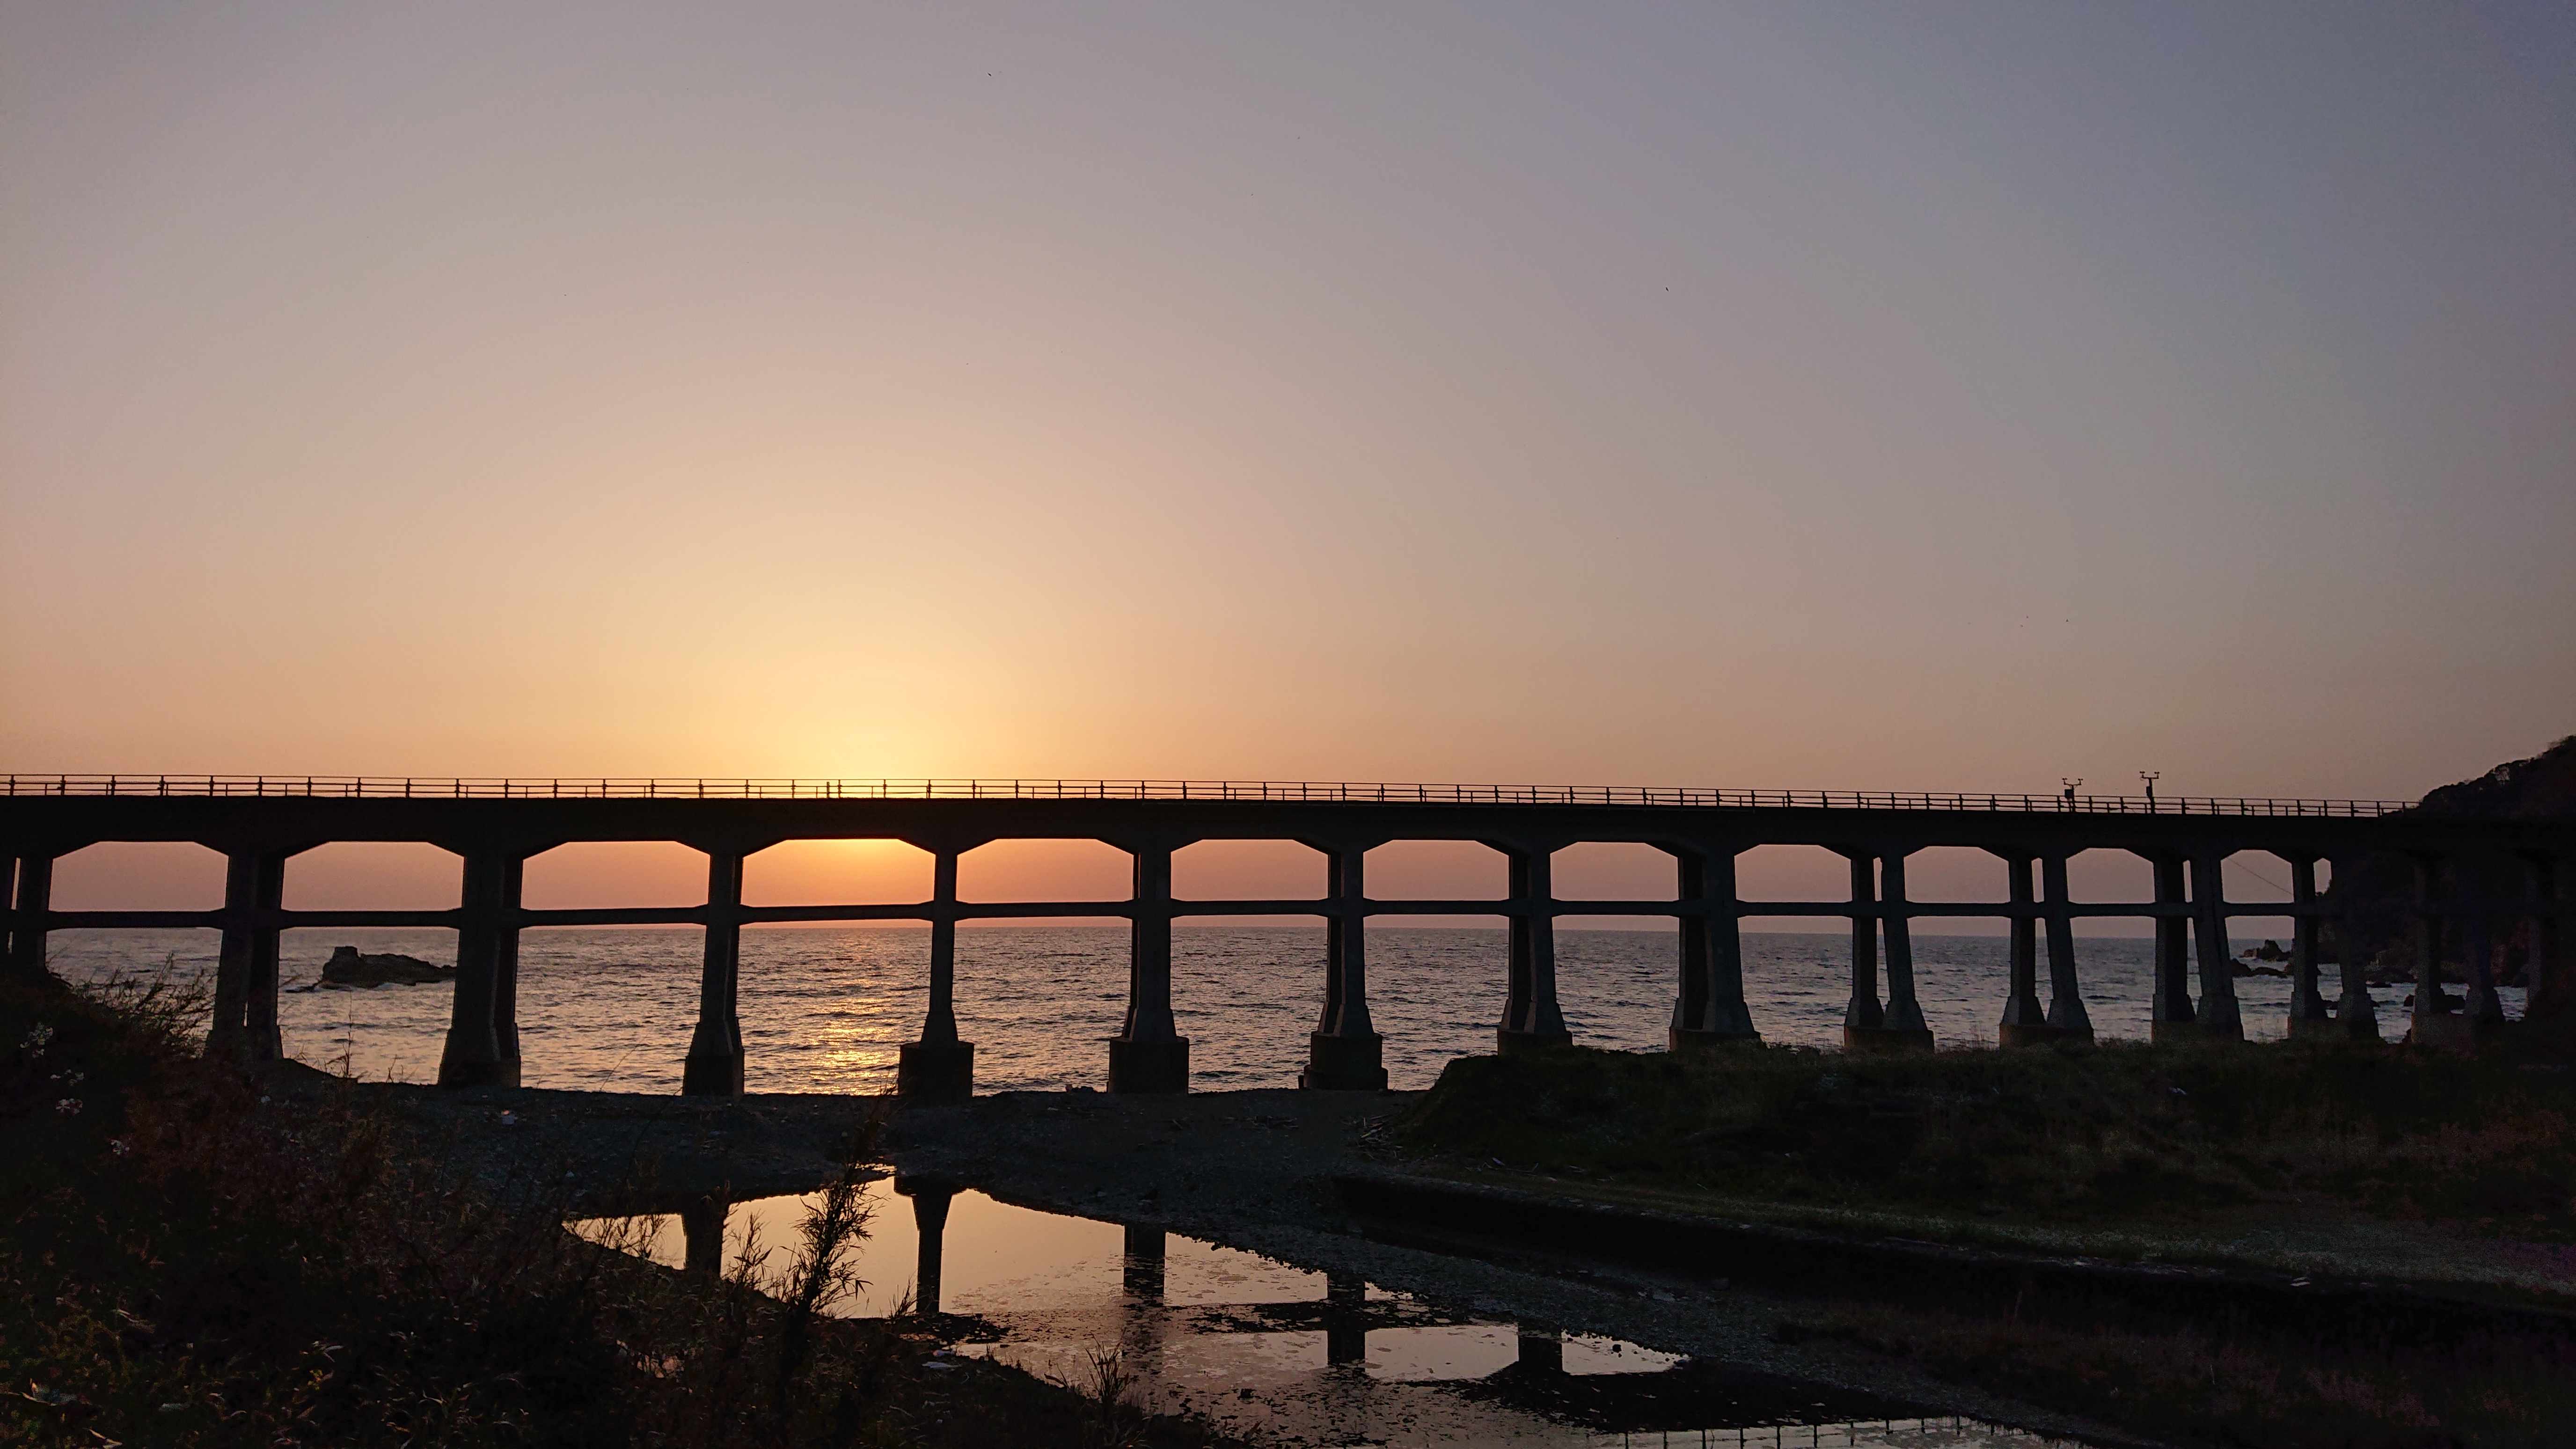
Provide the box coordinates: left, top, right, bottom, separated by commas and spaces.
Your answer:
3, 776, 2567, 1094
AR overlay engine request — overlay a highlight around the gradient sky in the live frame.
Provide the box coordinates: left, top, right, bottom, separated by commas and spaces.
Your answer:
7, 2, 2574, 814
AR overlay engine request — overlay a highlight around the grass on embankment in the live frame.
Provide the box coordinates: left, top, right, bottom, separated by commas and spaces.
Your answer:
1392, 1040, 2576, 1242
1394, 1041, 2576, 1449
0, 969, 1236, 1449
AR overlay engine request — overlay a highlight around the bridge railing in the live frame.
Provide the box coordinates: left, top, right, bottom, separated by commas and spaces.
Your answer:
0, 775, 2416, 817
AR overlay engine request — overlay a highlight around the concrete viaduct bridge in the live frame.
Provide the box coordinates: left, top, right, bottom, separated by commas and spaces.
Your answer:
3, 776, 2569, 1096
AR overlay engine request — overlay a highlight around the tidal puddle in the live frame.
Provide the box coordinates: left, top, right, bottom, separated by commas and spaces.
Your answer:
571, 1179, 2083, 1448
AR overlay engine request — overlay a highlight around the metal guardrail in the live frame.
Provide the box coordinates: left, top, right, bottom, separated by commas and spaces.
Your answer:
0, 775, 2416, 817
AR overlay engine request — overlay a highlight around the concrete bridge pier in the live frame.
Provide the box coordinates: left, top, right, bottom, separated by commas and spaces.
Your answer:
2525, 853, 2566, 1030
1497, 844, 1572, 1054
2149, 856, 2198, 1042
2189, 853, 2245, 1041
1996, 853, 2055, 1047
2408, 853, 2474, 1051
679, 1196, 729, 1277
681, 849, 747, 1096
1324, 1272, 1368, 1366
1109, 844, 1189, 1092
5, 853, 54, 979
209, 847, 297, 1062
1670, 846, 1759, 1051
2283, 857, 2338, 1041
1514, 1329, 1564, 1374
1303, 844, 1388, 1090
2328, 855, 2384, 1041
2041, 854, 2095, 1042
1869, 851, 1933, 1049
1121, 1223, 1167, 1301
1844, 845, 1926, 1046
2461, 866, 2506, 1039
898, 849, 976, 1103
897, 1176, 954, 1314
439, 849, 527, 1089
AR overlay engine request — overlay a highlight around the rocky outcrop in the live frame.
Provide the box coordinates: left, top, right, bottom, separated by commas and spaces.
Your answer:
320, 946, 454, 988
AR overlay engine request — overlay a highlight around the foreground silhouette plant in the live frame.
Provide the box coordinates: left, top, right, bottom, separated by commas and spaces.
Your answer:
0, 968, 1243, 1448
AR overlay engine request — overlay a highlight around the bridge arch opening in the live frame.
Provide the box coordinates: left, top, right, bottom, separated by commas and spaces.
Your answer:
1171, 839, 1324, 907
956, 838, 1132, 914
2067, 849, 2153, 936
1362, 840, 1504, 913
743, 838, 932, 910
523, 841, 710, 909
51, 840, 226, 911
283, 842, 462, 911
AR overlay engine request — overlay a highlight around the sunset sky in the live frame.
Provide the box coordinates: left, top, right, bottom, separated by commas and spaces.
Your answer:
6, 4, 2574, 915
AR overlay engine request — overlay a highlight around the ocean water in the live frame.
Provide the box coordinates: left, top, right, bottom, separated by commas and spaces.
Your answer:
42, 926, 2504, 1094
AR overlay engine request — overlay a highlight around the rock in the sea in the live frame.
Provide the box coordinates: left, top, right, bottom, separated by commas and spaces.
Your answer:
321, 945, 455, 988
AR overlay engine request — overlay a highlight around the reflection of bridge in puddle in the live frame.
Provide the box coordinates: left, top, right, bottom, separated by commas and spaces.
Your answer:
574, 1179, 2076, 1449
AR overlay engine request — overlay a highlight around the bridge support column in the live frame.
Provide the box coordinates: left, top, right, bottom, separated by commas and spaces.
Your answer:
2283, 857, 2336, 1040
1841, 852, 1925, 1053
2408, 853, 2473, 1051
1498, 846, 1570, 1054
897, 1176, 955, 1314
1110, 844, 1189, 1092
1670, 846, 1758, 1051
680, 1196, 728, 1277
682, 850, 747, 1095
5, 853, 53, 981
440, 849, 526, 1089
1864, 852, 1932, 1051
899, 849, 976, 1103
2462, 864, 2507, 1039
2190, 852, 2245, 1041
2525, 853, 2568, 1041
1304, 845, 1387, 1090
1122, 1223, 1167, 1302
2330, 854, 2383, 1042
2149, 856, 2198, 1042
1515, 1329, 1564, 1374
2042, 854, 2094, 1043
210, 849, 293, 1063
1325, 1272, 1368, 1365
1997, 854, 2055, 1047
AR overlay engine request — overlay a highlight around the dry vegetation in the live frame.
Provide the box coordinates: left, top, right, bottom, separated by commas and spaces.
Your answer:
0, 967, 1239, 1448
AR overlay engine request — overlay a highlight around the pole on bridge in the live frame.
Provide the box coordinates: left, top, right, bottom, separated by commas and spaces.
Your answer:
1109, 844, 1190, 1092
209, 848, 294, 1063
2149, 856, 2198, 1042
1303, 845, 1388, 1090
4, 853, 53, 981
898, 849, 976, 1103
1498, 845, 1571, 1054
1670, 846, 1759, 1051
2042, 854, 2094, 1042
682, 849, 747, 1095
2189, 852, 2245, 1041
440, 849, 527, 1089
1997, 854, 2052, 1048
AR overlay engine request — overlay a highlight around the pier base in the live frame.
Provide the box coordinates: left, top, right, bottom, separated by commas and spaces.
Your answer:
1301, 1032, 1389, 1090
1669, 1026, 1762, 1054
896, 1041, 975, 1104
1496, 1027, 1573, 1056
1107, 1036, 1190, 1094
1998, 1023, 2089, 1048
2408, 1015, 2493, 1053
438, 1058, 522, 1090
2284, 1015, 2351, 1044
2150, 1020, 2205, 1046
1843, 1025, 1933, 1054
681, 1048, 744, 1097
